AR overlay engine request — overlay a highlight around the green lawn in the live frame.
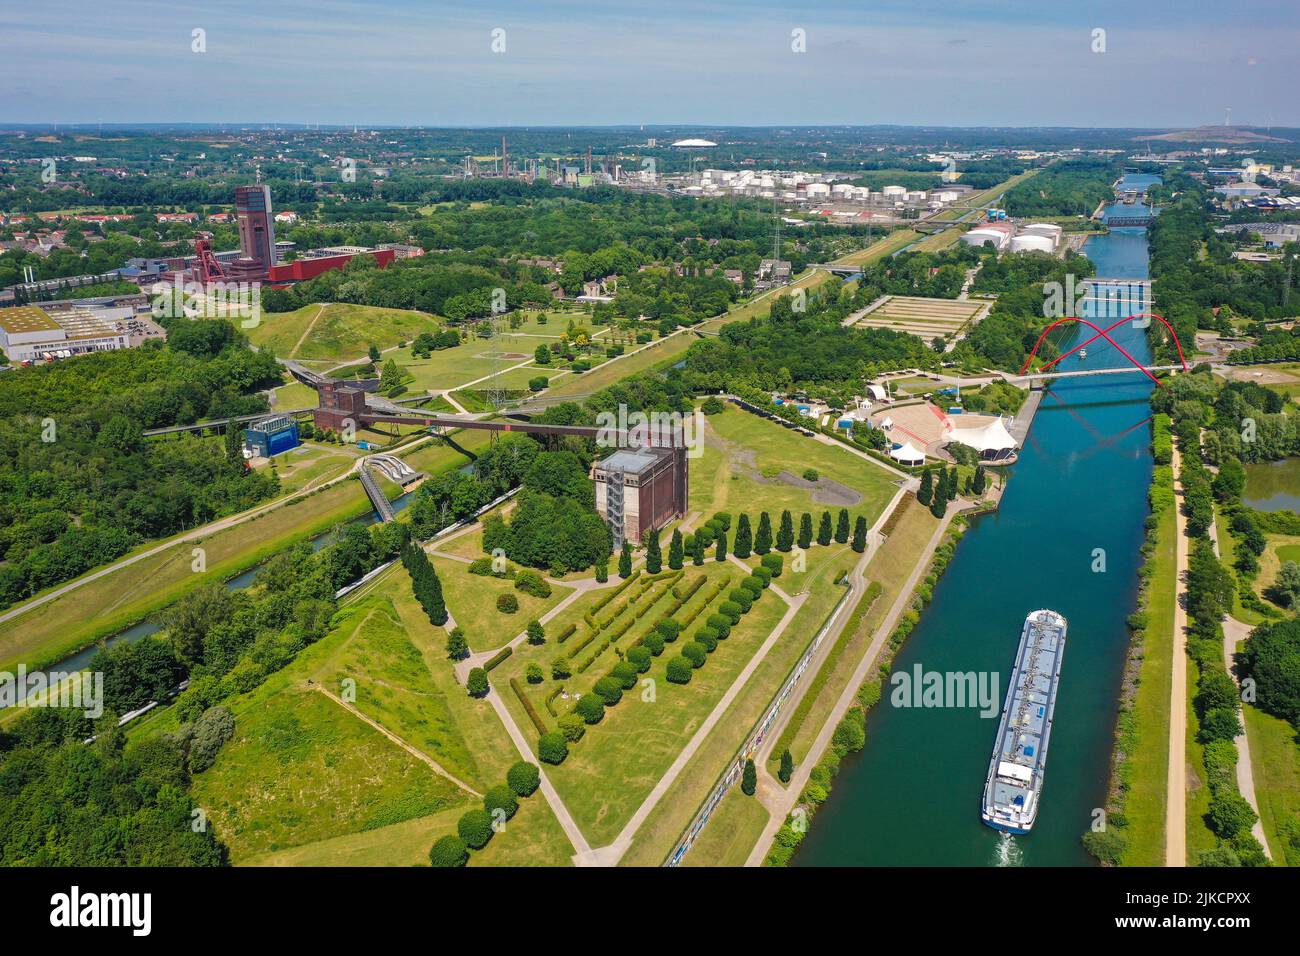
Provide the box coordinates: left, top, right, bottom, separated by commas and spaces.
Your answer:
430, 556, 573, 652
389, 334, 557, 394
262, 443, 358, 495
249, 303, 440, 364
693, 405, 898, 530
1242, 704, 1300, 865
1117, 490, 1176, 866
679, 788, 770, 867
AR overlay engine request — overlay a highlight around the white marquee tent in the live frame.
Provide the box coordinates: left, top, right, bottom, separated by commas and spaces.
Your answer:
947, 417, 1018, 461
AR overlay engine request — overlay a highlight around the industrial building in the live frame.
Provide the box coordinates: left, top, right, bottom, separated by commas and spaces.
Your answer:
243, 414, 301, 458
592, 445, 688, 547
0, 302, 134, 363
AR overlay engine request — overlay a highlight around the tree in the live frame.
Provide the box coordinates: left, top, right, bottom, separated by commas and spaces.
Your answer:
733, 514, 753, 558
777, 510, 794, 552
507, 761, 540, 797
223, 423, 243, 464
930, 490, 946, 519
428, 835, 469, 867
778, 749, 794, 783
742, 758, 757, 795
1273, 562, 1300, 610
538, 732, 569, 764
550, 655, 571, 680
368, 343, 381, 362
817, 510, 833, 546
835, 509, 850, 544
682, 642, 707, 668
691, 532, 706, 565
593, 676, 623, 706
755, 512, 773, 555
918, 469, 933, 506
526, 619, 546, 645
668, 529, 684, 570
701, 395, 725, 414
447, 627, 469, 660
380, 358, 403, 392
187, 706, 236, 773
595, 557, 608, 582
575, 694, 605, 724
618, 542, 632, 578
457, 809, 494, 850
645, 528, 662, 574
798, 512, 813, 549
851, 515, 868, 553
496, 593, 518, 614
1207, 791, 1258, 839
534, 343, 552, 365
972, 464, 987, 496
715, 529, 728, 562
466, 668, 489, 698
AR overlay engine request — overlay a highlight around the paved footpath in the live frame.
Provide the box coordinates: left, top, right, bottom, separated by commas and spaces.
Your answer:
745, 501, 957, 867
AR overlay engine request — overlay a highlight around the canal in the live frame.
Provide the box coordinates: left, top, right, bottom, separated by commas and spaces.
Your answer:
796, 198, 1158, 866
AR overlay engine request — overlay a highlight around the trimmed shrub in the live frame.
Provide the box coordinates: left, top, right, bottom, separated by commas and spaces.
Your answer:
484, 784, 519, 821
526, 619, 546, 645
707, 613, 731, 638
719, 601, 743, 625
510, 678, 547, 735
593, 676, 624, 706
666, 656, 693, 684
694, 628, 718, 652
458, 809, 494, 850
557, 713, 586, 743
466, 668, 489, 698
740, 578, 763, 599
525, 663, 544, 684
515, 569, 552, 598
611, 660, 639, 689
538, 732, 569, 764
728, 589, 754, 613
641, 631, 666, 656
496, 593, 519, 614
655, 618, 682, 643
484, 646, 512, 671
429, 835, 468, 867
761, 553, 783, 577
751, 567, 772, 588
551, 656, 572, 680
682, 642, 707, 668
575, 693, 605, 724
627, 646, 652, 673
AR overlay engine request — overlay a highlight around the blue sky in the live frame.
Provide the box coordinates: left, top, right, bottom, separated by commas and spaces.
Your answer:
3, 0, 1296, 127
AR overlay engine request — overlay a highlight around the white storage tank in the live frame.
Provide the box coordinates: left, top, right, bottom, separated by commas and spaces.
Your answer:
881, 185, 907, 198
1009, 234, 1056, 254
1022, 222, 1063, 242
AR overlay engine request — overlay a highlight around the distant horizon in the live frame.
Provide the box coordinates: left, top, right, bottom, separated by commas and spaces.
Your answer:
3, 0, 1295, 128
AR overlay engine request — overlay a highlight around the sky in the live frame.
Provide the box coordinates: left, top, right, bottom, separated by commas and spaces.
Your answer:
3, 0, 1297, 128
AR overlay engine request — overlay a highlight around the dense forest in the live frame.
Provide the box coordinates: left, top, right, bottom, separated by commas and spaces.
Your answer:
1003, 158, 1118, 217
0, 319, 283, 608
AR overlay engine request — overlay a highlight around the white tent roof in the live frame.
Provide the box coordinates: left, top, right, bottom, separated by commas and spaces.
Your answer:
889, 441, 925, 464
949, 417, 1017, 452
865, 384, 888, 401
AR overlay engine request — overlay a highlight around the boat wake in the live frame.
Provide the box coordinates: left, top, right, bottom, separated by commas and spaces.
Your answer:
993, 832, 1024, 867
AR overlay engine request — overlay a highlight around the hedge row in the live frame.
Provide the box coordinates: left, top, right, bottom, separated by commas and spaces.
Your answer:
510, 677, 548, 736
437, 760, 542, 866
544, 684, 565, 718
484, 646, 513, 671
555, 622, 578, 644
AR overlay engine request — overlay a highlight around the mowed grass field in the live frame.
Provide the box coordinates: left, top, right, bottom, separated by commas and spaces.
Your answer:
692, 405, 899, 530
429, 555, 573, 653
1242, 704, 1300, 865
192, 578, 576, 866
248, 303, 440, 363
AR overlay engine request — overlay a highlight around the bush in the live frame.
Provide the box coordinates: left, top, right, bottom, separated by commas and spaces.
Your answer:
593, 676, 624, 706
707, 614, 731, 638
666, 656, 693, 684
525, 662, 544, 684
484, 784, 519, 821
641, 631, 666, 656
557, 713, 586, 743
611, 660, 639, 689
1207, 791, 1258, 839
1199, 707, 1243, 744
428, 835, 468, 867
656, 619, 682, 643
188, 705, 235, 773
447, 627, 469, 660
515, 569, 552, 598
694, 627, 718, 652
719, 601, 743, 625
742, 758, 757, 795
802, 468, 819, 482
507, 760, 541, 797
701, 396, 725, 415
627, 646, 652, 673
761, 553, 783, 577
751, 567, 772, 588
550, 656, 571, 680
466, 668, 489, 698
740, 578, 764, 599
575, 693, 606, 724
496, 593, 519, 614
457, 809, 494, 849
538, 732, 569, 764
1081, 830, 1126, 866
728, 589, 754, 613
682, 642, 707, 668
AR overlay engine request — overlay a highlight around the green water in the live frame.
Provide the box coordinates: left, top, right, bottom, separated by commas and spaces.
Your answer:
1243, 457, 1300, 513
795, 222, 1156, 867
